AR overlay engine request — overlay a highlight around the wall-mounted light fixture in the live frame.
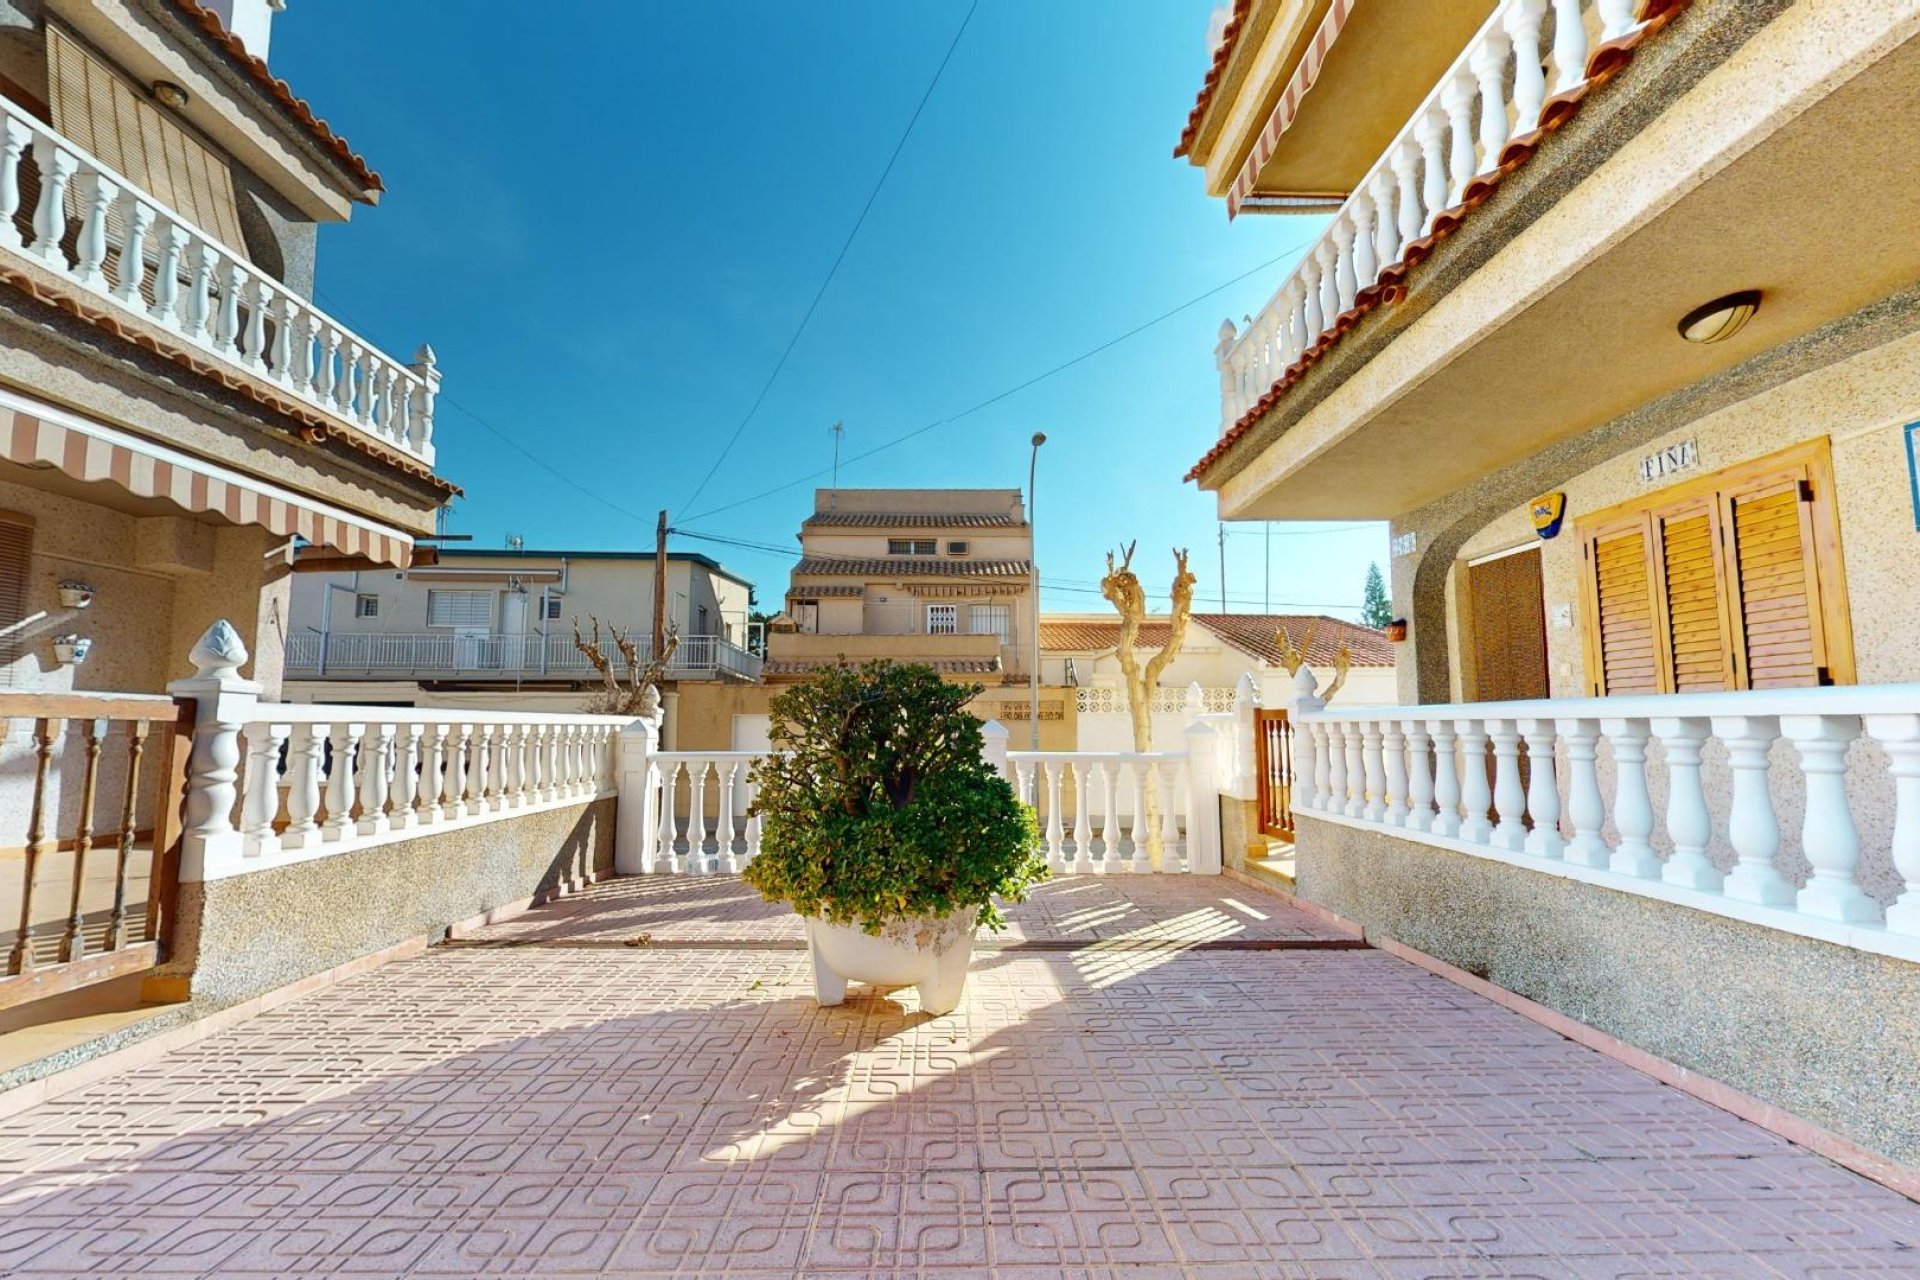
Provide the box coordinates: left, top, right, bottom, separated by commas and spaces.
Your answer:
52, 635, 91, 666
58, 580, 94, 609
149, 80, 189, 109
1677, 290, 1761, 344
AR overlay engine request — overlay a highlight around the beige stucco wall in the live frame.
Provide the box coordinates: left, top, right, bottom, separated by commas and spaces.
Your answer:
1441, 327, 1920, 700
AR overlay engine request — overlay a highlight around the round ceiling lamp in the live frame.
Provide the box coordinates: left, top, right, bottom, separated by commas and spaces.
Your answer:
1677, 290, 1761, 344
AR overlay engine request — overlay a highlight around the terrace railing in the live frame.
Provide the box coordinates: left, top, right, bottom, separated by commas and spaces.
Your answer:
0, 96, 439, 464
285, 631, 763, 682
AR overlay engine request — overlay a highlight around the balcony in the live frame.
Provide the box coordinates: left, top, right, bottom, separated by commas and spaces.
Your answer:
0, 96, 439, 467
285, 631, 765, 683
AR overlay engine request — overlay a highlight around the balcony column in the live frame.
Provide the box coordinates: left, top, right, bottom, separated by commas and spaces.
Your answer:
1652, 716, 1719, 890
1214, 318, 1240, 429
1550, 0, 1591, 94
27, 138, 76, 267
1342, 720, 1366, 818
390, 724, 420, 830
1415, 107, 1450, 228
1381, 720, 1408, 826
355, 723, 394, 837
1441, 71, 1478, 208
1297, 270, 1319, 358
1368, 171, 1400, 276
1600, 718, 1659, 878
409, 344, 441, 462
1457, 721, 1492, 843
1333, 212, 1360, 315
149, 219, 188, 326
1506, 0, 1551, 132
167, 622, 260, 883
1317, 239, 1343, 332
283, 724, 324, 846
110, 193, 154, 306
0, 110, 29, 251
1325, 722, 1349, 820
1781, 714, 1880, 923
1311, 721, 1333, 815
1391, 140, 1424, 253
1556, 717, 1607, 867
1518, 718, 1564, 859
1349, 196, 1378, 298
1360, 719, 1385, 821
1486, 718, 1527, 851
1597, 0, 1638, 42
1429, 719, 1462, 838
1469, 26, 1512, 176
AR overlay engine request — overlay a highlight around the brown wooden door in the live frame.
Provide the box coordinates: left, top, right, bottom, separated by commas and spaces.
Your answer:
1466, 548, 1550, 703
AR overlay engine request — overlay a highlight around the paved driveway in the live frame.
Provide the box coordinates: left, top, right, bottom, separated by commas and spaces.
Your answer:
0, 876, 1914, 1277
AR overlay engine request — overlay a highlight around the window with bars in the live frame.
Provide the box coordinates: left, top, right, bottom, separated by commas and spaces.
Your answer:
1577, 439, 1852, 695
926, 604, 958, 635
969, 604, 1011, 644
544, 596, 563, 620
426, 589, 494, 628
354, 594, 379, 618
889, 539, 937, 556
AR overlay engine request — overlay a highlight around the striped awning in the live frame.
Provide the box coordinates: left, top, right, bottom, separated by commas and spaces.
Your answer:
1228, 0, 1357, 217
0, 387, 415, 568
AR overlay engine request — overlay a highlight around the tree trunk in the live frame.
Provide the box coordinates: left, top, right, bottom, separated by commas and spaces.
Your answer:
1100, 544, 1197, 872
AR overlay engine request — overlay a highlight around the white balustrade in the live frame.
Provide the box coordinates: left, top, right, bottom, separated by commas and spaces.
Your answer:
1008, 751, 1196, 873
1214, 0, 1640, 431
1294, 686, 1920, 962
217, 703, 626, 875
283, 630, 764, 681
648, 752, 766, 875
0, 97, 439, 464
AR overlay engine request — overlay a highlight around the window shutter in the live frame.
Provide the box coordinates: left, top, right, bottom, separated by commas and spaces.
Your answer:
0, 512, 30, 685
46, 24, 249, 258
426, 589, 494, 628
1655, 501, 1732, 692
1586, 519, 1662, 695
1725, 480, 1824, 689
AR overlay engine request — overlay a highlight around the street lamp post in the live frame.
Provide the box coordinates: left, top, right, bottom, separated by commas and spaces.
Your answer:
1028, 432, 1046, 752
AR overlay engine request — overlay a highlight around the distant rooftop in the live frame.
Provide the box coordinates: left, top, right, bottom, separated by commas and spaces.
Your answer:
1040, 613, 1396, 668
808, 488, 1027, 523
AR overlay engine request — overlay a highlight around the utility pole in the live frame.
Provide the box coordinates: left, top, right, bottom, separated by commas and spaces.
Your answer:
1217, 522, 1227, 612
652, 509, 668, 662
829, 422, 844, 508
1264, 522, 1271, 614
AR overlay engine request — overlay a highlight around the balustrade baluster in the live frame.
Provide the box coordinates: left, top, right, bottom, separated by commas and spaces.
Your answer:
183, 242, 216, 342
215, 259, 245, 356
1866, 714, 1920, 936
743, 773, 764, 865
322, 723, 364, 838
1392, 140, 1424, 254
111, 192, 153, 304
1296, 274, 1318, 359
1361, 720, 1386, 822
1341, 722, 1366, 820
1652, 717, 1719, 890
1429, 719, 1462, 838
27, 139, 75, 269
1072, 762, 1094, 873
417, 724, 447, 824
105, 721, 150, 951
1128, 762, 1150, 872
335, 339, 362, 415
1312, 721, 1333, 815
1369, 171, 1400, 276
355, 723, 394, 836
1470, 27, 1512, 176
284, 724, 325, 842
1403, 720, 1433, 832
314, 324, 340, 405
1442, 72, 1478, 207
267, 294, 296, 383
1487, 719, 1527, 851
1507, 0, 1550, 133
390, 724, 420, 829
660, 762, 682, 873
1555, 717, 1606, 866
149, 219, 186, 326
1706, 714, 1791, 905
1382, 721, 1409, 826
1597, 0, 1636, 42
470, 724, 493, 814
1315, 241, 1341, 337
446, 724, 470, 819
1457, 721, 1493, 843
1350, 194, 1378, 297
1326, 723, 1349, 820
1333, 214, 1359, 315
1045, 762, 1066, 872
1601, 718, 1659, 878
9, 718, 57, 973
241, 276, 270, 368
719, 760, 740, 873
1518, 719, 1564, 858
72, 171, 116, 289
57, 719, 104, 962
1416, 108, 1450, 229
0, 112, 28, 251
241, 722, 289, 856
688, 761, 711, 871
359, 358, 383, 427
1097, 762, 1118, 869
1782, 715, 1879, 923
1549, 0, 1590, 94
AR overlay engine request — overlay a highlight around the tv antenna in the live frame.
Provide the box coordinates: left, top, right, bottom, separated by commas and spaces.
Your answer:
829, 422, 845, 509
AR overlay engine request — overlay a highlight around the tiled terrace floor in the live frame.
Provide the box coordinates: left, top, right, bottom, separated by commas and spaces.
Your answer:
0, 876, 1915, 1278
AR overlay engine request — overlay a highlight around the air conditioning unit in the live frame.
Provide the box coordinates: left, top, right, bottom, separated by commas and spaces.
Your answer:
946, 540, 969, 556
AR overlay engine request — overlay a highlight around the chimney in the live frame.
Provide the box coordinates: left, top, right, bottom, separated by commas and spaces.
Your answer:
201, 0, 285, 62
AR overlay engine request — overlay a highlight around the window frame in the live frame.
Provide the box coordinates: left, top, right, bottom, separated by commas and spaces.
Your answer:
926, 603, 958, 635
968, 603, 1012, 644
1574, 438, 1853, 695
889, 538, 937, 556
353, 593, 379, 619
425, 588, 496, 629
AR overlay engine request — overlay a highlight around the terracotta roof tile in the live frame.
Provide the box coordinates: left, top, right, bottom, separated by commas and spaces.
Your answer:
786, 584, 864, 598
1039, 613, 1394, 668
792, 557, 1032, 578
764, 657, 1001, 678
169, 0, 384, 197
1174, 0, 1255, 159
802, 511, 1024, 528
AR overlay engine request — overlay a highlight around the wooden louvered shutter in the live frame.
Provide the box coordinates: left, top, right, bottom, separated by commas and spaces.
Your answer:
46, 23, 248, 255
1724, 477, 1827, 689
1653, 500, 1732, 692
1584, 516, 1662, 695
0, 511, 31, 687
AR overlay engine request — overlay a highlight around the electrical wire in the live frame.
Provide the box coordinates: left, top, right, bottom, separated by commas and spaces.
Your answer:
677, 1, 981, 516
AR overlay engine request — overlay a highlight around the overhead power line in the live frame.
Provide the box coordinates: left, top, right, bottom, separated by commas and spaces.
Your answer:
677, 1, 981, 516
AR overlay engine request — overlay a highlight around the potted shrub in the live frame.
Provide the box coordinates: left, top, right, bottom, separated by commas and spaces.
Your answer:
743, 660, 1046, 1015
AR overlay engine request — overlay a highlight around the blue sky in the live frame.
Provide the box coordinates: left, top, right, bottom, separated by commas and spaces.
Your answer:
274, 1, 1387, 618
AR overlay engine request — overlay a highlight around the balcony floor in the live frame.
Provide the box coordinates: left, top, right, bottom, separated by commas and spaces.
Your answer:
0, 876, 1914, 1276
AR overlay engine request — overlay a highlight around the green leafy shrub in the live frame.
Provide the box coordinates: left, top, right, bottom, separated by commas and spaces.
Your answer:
742, 661, 1047, 933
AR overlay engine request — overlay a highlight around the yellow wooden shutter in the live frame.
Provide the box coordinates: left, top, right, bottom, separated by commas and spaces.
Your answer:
1585, 517, 1662, 695
0, 511, 32, 687
46, 23, 248, 256
1724, 478, 1826, 689
1654, 500, 1732, 692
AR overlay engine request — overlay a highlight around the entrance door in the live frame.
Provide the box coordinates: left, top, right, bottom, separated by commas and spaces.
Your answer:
500, 592, 528, 670
1466, 546, 1550, 702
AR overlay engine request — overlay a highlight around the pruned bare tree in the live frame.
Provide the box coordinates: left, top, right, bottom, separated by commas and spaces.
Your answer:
1276, 621, 1352, 700
571, 614, 679, 716
1100, 541, 1197, 868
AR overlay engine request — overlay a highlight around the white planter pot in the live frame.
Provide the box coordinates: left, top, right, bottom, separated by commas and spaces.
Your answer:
803, 908, 979, 1016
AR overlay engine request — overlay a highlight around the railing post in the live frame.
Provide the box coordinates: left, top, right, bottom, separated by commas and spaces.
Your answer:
616, 713, 664, 875
166, 621, 261, 883
982, 719, 1011, 785
1184, 718, 1223, 875
1231, 673, 1259, 801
